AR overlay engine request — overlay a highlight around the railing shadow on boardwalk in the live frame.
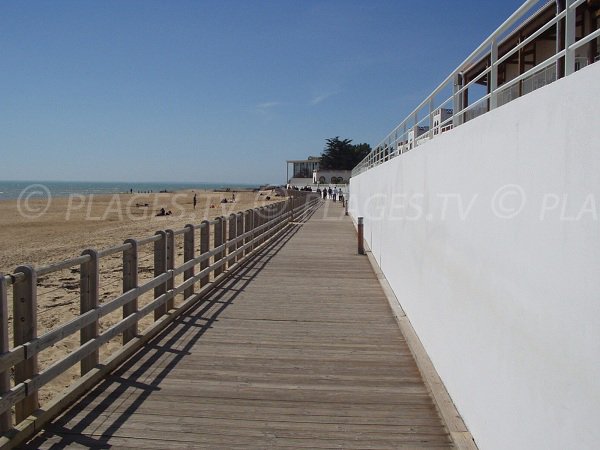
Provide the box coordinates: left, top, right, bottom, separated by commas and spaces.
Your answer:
24, 207, 320, 449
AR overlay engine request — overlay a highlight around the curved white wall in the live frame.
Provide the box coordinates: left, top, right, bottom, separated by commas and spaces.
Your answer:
349, 62, 600, 450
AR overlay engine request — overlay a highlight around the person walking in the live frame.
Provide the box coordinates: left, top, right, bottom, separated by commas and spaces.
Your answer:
328, 187, 332, 199
193, 193, 197, 209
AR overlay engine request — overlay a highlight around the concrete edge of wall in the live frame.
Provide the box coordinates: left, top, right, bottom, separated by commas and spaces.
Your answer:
361, 238, 478, 450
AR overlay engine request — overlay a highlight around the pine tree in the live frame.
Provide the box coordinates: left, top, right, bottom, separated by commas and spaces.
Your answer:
320, 137, 371, 170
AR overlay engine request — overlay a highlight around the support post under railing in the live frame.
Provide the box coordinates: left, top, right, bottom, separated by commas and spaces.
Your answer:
565, 0, 576, 75
80, 249, 99, 375
254, 206, 265, 245
236, 212, 244, 262
13, 265, 38, 423
228, 214, 237, 269
453, 73, 463, 128
265, 206, 271, 239
490, 38, 498, 110
271, 205, 277, 233
214, 217, 224, 277
200, 221, 210, 287
122, 239, 138, 344
154, 231, 167, 321
183, 224, 195, 300
165, 230, 175, 310
244, 209, 254, 256
357, 217, 365, 255
0, 274, 11, 432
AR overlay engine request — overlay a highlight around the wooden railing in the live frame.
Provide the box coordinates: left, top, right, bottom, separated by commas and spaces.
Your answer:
0, 193, 320, 447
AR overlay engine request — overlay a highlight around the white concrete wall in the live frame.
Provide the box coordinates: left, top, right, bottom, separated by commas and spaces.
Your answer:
349, 62, 600, 450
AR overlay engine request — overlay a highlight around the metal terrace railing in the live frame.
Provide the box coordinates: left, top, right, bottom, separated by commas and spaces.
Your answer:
352, 0, 600, 177
0, 193, 320, 447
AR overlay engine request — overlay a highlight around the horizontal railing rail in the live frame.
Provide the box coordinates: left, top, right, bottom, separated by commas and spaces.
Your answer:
352, 0, 599, 177
0, 193, 321, 448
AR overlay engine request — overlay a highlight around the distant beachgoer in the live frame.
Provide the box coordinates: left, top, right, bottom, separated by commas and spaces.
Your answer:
157, 207, 166, 216
193, 193, 197, 209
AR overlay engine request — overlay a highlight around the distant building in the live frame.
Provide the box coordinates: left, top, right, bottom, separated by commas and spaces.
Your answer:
286, 156, 351, 186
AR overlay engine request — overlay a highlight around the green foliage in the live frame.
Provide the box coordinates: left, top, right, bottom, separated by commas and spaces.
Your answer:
319, 137, 371, 170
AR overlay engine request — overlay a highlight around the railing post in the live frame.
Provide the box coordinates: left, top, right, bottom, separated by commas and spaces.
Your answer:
165, 229, 175, 310
80, 249, 99, 376
183, 224, 195, 299
288, 197, 294, 223
13, 265, 38, 423
490, 38, 498, 110
268, 204, 277, 238
0, 275, 11, 432
428, 98, 434, 136
357, 217, 365, 255
254, 206, 264, 246
565, 0, 576, 76
244, 209, 254, 256
154, 231, 167, 320
200, 221, 210, 287
263, 206, 269, 240
453, 73, 463, 127
236, 212, 244, 262
263, 206, 269, 242
122, 239, 138, 344
228, 214, 237, 269
214, 217, 224, 277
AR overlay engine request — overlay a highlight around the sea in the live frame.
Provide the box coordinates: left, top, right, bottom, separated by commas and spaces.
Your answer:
0, 180, 261, 201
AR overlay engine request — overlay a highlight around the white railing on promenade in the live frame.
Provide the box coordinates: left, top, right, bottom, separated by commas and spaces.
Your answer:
352, 0, 600, 177
0, 193, 320, 447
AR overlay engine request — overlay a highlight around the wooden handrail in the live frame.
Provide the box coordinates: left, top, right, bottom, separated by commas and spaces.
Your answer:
0, 195, 320, 441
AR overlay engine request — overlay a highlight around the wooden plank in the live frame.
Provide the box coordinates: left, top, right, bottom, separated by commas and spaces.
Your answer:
153, 231, 167, 320
79, 249, 99, 375
182, 224, 194, 300
13, 265, 38, 423
214, 217, 225, 277
199, 220, 209, 287
23, 203, 455, 449
122, 238, 138, 344
0, 274, 11, 431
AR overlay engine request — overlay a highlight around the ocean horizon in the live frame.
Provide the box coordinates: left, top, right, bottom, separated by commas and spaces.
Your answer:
0, 180, 265, 201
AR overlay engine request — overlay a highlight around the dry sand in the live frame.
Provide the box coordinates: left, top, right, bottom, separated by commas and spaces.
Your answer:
0, 189, 286, 405
0, 189, 283, 272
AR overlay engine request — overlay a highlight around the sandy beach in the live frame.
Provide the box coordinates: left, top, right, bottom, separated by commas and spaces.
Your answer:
0, 188, 286, 404
0, 189, 283, 273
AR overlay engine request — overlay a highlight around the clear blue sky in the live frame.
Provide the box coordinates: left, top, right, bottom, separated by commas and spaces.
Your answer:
1, 0, 525, 184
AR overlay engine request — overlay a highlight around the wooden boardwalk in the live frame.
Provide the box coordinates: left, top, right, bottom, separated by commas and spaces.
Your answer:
25, 202, 453, 449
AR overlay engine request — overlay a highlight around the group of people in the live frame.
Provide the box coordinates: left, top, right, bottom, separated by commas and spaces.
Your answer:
317, 187, 344, 202
156, 207, 172, 216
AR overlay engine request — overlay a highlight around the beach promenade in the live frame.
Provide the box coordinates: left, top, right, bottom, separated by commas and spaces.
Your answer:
21, 202, 453, 448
